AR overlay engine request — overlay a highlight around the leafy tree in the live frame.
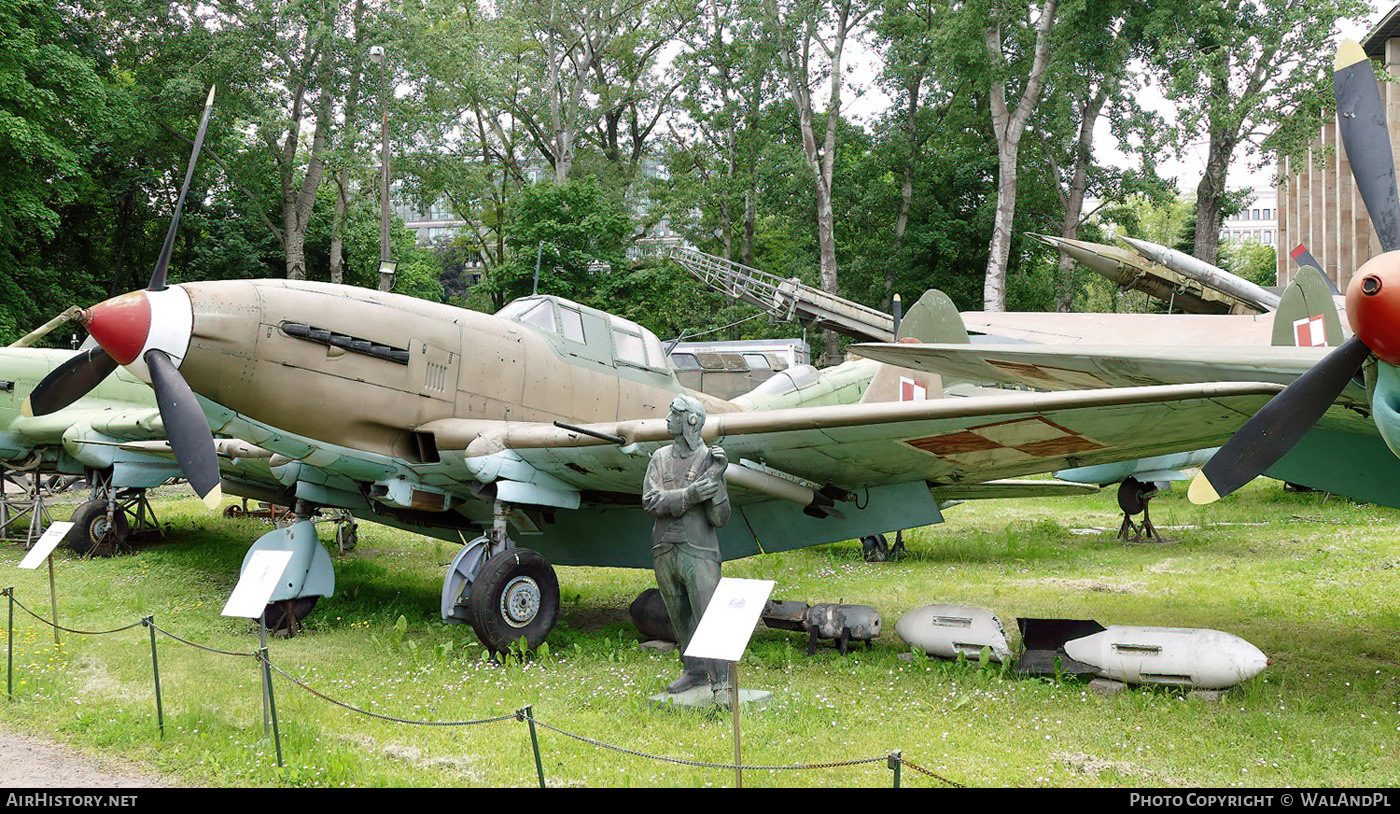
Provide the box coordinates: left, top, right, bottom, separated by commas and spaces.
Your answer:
758, 0, 874, 363
1147, 0, 1368, 265
0, 0, 112, 341
484, 177, 633, 309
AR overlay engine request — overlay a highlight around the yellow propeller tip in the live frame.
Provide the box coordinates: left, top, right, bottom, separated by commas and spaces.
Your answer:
1336, 39, 1367, 72
201, 484, 224, 512
1188, 472, 1221, 505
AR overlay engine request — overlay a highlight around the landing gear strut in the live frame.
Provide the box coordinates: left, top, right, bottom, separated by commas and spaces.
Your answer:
65, 471, 164, 557
440, 501, 560, 654
1117, 477, 1161, 543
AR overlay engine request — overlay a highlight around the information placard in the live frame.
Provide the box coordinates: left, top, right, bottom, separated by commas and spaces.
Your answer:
221, 549, 295, 619
684, 578, 776, 664
18, 522, 74, 570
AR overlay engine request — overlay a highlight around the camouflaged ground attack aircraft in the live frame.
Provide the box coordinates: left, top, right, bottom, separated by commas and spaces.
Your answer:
21, 93, 1284, 653
856, 40, 1400, 521
25, 276, 1286, 650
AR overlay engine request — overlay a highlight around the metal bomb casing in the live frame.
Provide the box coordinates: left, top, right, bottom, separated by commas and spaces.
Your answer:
894, 604, 1012, 662
1063, 625, 1269, 689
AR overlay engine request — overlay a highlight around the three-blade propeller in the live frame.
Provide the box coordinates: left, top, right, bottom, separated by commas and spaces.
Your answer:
24, 87, 223, 510
1191, 41, 1398, 504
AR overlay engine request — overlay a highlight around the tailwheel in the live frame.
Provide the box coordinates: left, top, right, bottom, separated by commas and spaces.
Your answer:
66, 499, 130, 557
262, 596, 319, 635
468, 548, 560, 654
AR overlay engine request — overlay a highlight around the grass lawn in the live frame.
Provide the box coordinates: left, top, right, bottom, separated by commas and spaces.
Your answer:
0, 479, 1396, 787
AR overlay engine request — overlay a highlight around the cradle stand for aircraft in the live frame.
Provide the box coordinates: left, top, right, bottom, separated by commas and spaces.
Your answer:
0, 465, 52, 547
1116, 477, 1161, 543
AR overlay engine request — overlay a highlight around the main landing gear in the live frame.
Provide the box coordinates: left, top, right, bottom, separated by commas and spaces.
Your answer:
1116, 477, 1161, 543
440, 501, 560, 654
65, 471, 164, 557
238, 500, 336, 635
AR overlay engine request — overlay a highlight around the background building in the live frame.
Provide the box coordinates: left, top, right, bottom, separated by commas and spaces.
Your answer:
1221, 185, 1278, 248
1276, 7, 1400, 289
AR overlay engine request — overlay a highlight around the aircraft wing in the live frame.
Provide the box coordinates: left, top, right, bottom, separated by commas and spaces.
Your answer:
850, 341, 1364, 402
428, 382, 1283, 500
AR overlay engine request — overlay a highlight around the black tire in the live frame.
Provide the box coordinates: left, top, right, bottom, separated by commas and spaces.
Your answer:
468, 548, 560, 653
861, 534, 889, 562
263, 597, 319, 635
66, 499, 129, 557
1117, 477, 1149, 515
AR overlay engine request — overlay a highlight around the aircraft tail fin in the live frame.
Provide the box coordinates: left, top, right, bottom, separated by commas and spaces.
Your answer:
896, 290, 971, 343
1271, 264, 1346, 348
858, 361, 943, 405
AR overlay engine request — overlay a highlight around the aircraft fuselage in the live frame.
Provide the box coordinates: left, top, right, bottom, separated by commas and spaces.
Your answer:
179, 280, 720, 463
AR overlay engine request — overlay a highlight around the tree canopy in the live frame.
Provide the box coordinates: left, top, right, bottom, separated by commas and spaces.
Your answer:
0, 0, 1369, 347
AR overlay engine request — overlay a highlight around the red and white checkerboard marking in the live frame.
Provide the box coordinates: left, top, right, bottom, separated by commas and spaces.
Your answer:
1292, 314, 1327, 348
903, 417, 1103, 467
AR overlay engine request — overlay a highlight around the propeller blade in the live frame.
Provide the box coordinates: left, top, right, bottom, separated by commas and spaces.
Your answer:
1289, 244, 1342, 296
144, 348, 222, 510
1335, 40, 1400, 253
1189, 335, 1372, 503
22, 346, 119, 417
148, 86, 217, 292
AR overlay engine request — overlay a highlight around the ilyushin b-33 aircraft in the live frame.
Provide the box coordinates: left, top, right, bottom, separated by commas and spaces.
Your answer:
22, 97, 1284, 654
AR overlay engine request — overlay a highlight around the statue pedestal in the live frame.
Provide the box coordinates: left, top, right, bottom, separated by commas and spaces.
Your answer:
648, 685, 771, 709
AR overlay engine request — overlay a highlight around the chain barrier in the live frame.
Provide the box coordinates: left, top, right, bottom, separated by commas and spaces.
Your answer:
260, 656, 516, 728
144, 620, 257, 658
5, 590, 143, 637
525, 711, 891, 772
2, 586, 963, 787
895, 754, 965, 788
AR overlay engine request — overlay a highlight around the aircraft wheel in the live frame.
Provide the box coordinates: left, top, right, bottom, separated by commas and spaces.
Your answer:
66, 499, 129, 557
262, 597, 319, 635
1117, 477, 1151, 515
861, 534, 889, 562
468, 548, 559, 654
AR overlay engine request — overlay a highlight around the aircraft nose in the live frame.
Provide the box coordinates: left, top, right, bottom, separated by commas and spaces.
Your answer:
83, 287, 194, 382
1346, 251, 1400, 365
84, 291, 152, 365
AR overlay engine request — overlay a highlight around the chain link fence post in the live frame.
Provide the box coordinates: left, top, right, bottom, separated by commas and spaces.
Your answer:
143, 616, 164, 738
5, 587, 12, 701
258, 648, 283, 768
519, 706, 546, 788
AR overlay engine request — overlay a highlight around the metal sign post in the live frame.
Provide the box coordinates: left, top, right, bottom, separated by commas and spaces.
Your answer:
684, 577, 775, 788
18, 521, 73, 645
221, 550, 294, 743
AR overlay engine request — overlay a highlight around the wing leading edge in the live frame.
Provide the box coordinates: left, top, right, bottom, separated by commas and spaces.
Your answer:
420, 382, 1282, 497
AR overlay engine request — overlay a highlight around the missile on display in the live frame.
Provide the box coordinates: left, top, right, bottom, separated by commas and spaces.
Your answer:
1033, 234, 1253, 315
1120, 235, 1281, 314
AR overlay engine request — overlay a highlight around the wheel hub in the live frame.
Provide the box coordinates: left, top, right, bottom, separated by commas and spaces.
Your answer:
500, 576, 541, 627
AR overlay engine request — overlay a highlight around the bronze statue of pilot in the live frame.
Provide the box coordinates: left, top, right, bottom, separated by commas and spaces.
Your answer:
642, 394, 731, 694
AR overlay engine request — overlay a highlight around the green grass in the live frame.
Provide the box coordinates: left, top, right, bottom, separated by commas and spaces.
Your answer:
1, 480, 1397, 787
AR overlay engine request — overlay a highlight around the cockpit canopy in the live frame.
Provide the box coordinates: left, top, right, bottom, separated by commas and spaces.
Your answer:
497, 295, 669, 372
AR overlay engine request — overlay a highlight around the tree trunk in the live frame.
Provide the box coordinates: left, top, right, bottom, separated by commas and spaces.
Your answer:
982, 0, 1058, 312
1193, 132, 1234, 267
1054, 87, 1108, 312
